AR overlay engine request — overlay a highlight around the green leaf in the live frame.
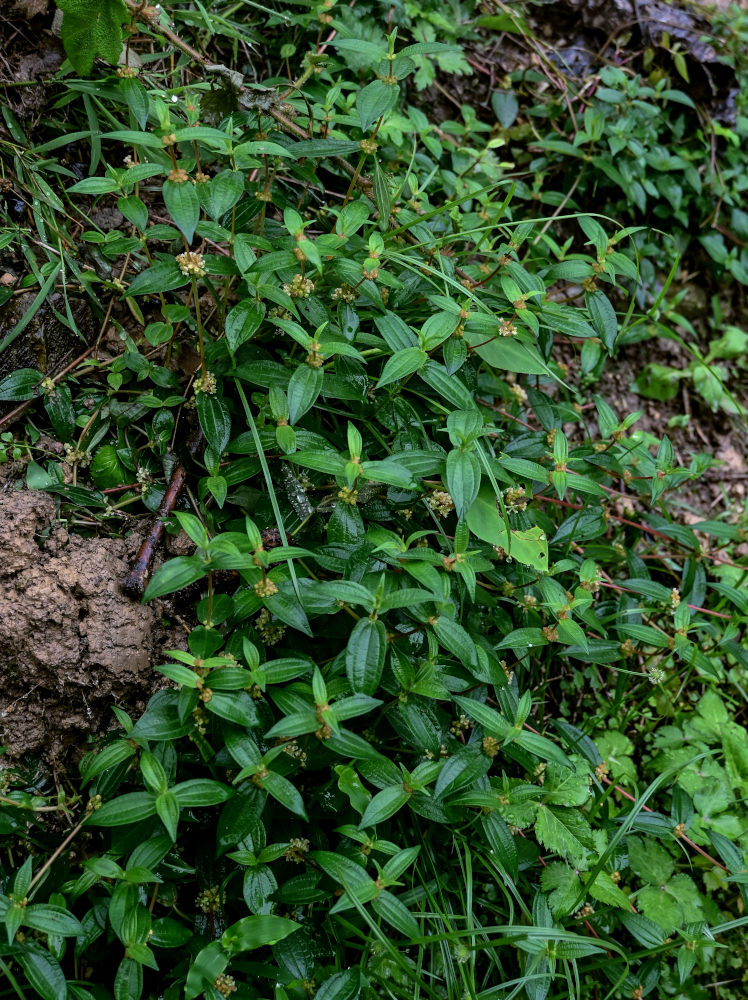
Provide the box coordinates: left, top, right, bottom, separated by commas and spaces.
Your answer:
359, 784, 411, 827
432, 616, 477, 668
466, 332, 551, 376
357, 80, 399, 132
127, 260, 189, 297
57, 0, 129, 75
143, 556, 207, 600
314, 970, 364, 1000
311, 580, 375, 608
225, 300, 264, 357
197, 393, 231, 455
173, 779, 233, 807
445, 450, 481, 520
586, 291, 618, 352
119, 76, 150, 130
481, 812, 518, 880
185, 942, 228, 1000
373, 161, 392, 229
198, 170, 244, 221
0, 368, 41, 401
290, 450, 347, 476
361, 460, 416, 490
163, 179, 200, 244
377, 347, 428, 388
222, 915, 300, 956
265, 588, 312, 636
345, 617, 386, 695
23, 904, 82, 938
291, 139, 364, 158
492, 90, 519, 128
69, 177, 120, 194
534, 804, 595, 865
16, 942, 67, 1000
206, 691, 260, 727
44, 385, 76, 442
288, 366, 322, 425
259, 771, 308, 819
87, 792, 158, 827
467, 487, 548, 572
155, 790, 180, 841
371, 889, 419, 938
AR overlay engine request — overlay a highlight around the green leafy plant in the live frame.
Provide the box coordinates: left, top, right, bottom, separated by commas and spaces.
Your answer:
55, 0, 131, 76
2, 3, 748, 1000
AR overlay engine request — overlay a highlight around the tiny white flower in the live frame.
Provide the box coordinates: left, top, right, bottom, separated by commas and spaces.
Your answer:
171, 95, 178, 103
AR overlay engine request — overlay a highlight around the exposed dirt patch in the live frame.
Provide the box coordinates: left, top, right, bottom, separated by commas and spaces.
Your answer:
0, 490, 184, 763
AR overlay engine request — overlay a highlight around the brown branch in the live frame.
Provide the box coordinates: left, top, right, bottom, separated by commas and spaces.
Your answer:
122, 459, 189, 599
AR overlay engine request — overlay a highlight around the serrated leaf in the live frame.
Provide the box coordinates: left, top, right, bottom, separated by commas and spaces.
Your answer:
534, 804, 595, 865
57, 0, 129, 75
357, 79, 399, 132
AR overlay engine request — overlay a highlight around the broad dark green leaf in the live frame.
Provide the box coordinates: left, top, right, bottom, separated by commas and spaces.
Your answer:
196, 393, 231, 455
163, 179, 200, 243
345, 617, 386, 695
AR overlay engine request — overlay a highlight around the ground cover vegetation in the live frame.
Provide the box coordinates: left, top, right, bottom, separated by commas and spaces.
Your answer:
1, 1, 748, 999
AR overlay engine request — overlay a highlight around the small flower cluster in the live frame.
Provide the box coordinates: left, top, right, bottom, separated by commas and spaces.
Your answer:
281, 740, 307, 766
449, 713, 473, 736
116, 66, 138, 78
504, 485, 528, 510
256, 607, 286, 645
498, 317, 517, 337
193, 371, 217, 394
195, 886, 223, 912
213, 974, 237, 997
337, 486, 358, 506
283, 274, 314, 299
63, 444, 92, 468
168, 167, 189, 183
647, 664, 666, 684
331, 284, 357, 302
254, 578, 279, 599
136, 467, 153, 493
176, 251, 205, 277
191, 706, 210, 735
284, 837, 311, 863
427, 490, 455, 516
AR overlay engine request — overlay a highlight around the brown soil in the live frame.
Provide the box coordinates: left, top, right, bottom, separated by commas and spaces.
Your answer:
0, 490, 183, 763
591, 337, 748, 515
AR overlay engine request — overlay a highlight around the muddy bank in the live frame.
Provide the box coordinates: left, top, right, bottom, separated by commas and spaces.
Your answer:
0, 490, 181, 762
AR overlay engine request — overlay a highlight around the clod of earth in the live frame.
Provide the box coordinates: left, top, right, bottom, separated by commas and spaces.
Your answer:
0, 490, 177, 761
